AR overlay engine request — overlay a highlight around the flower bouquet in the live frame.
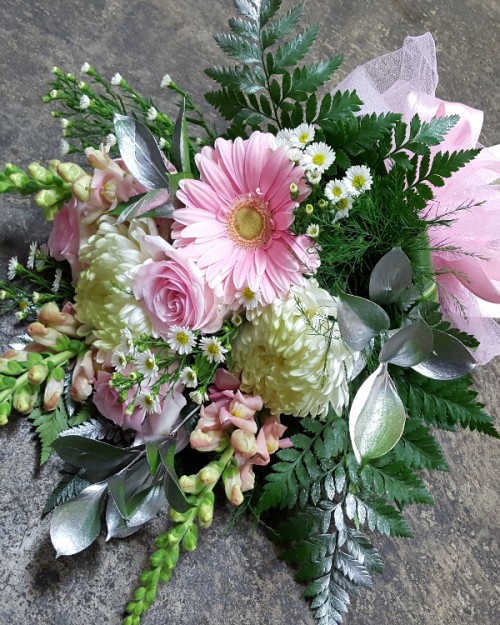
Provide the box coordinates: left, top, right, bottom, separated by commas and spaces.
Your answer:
0, 1, 499, 624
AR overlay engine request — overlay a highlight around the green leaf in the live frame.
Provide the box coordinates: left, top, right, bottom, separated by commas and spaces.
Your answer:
360, 460, 434, 505
354, 493, 413, 537
394, 419, 448, 471
145, 439, 161, 476
28, 397, 69, 465
261, 3, 303, 49
283, 56, 343, 101
214, 32, 261, 63
171, 99, 191, 174
159, 442, 193, 512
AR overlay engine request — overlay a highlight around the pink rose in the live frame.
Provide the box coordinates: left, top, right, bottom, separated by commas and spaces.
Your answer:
134, 235, 226, 335
93, 371, 146, 431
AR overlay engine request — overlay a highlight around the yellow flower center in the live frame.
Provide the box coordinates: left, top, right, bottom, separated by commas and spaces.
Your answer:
207, 343, 220, 356
145, 356, 156, 370
298, 132, 310, 144
227, 195, 272, 249
242, 286, 255, 301
337, 198, 349, 210
352, 175, 366, 190
176, 332, 189, 345
312, 153, 326, 166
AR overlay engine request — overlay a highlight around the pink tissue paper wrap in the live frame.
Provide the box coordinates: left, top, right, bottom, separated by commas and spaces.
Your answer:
336, 33, 500, 364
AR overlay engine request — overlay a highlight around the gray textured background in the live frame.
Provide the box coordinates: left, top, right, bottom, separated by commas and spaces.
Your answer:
0, 1, 498, 624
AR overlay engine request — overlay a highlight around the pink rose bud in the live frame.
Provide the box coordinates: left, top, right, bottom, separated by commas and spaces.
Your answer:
190, 428, 227, 452
230, 429, 257, 458
27, 322, 64, 348
43, 374, 64, 411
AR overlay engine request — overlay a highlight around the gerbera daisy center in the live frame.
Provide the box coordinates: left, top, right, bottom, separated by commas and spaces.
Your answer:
227, 195, 272, 249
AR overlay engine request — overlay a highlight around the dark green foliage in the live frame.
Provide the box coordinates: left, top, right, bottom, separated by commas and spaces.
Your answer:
205, 0, 352, 135
393, 419, 449, 471
43, 468, 91, 515
359, 458, 434, 506
397, 371, 499, 437
256, 416, 347, 513
352, 493, 413, 537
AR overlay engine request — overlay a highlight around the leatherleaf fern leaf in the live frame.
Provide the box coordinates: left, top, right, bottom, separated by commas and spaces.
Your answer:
255, 416, 347, 514
395, 370, 500, 437
28, 394, 69, 465
205, 0, 356, 136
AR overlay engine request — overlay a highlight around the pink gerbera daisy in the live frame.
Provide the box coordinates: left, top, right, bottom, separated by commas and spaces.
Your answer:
173, 131, 315, 307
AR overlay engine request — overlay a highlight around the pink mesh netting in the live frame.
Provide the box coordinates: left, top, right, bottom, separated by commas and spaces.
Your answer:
335, 34, 500, 364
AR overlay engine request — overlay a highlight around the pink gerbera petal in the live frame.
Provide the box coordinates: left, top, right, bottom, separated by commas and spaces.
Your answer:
172, 132, 315, 307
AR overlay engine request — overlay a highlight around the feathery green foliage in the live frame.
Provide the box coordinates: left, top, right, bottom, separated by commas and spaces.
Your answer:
28, 395, 69, 464
205, 0, 354, 136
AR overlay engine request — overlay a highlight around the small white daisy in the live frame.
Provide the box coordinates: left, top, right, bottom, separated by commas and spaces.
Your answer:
60, 118, 70, 129
274, 128, 293, 149
7, 257, 19, 281
111, 72, 123, 86
49, 89, 60, 100
79, 94, 91, 110
111, 350, 128, 372
290, 123, 315, 148
306, 168, 322, 185
119, 328, 136, 356
332, 196, 353, 223
52, 268, 62, 293
287, 147, 303, 164
137, 391, 161, 414
80, 62, 91, 74
325, 179, 349, 202
301, 142, 335, 172
159, 137, 166, 149
160, 74, 173, 88
189, 389, 209, 405
306, 224, 320, 238
27, 242, 38, 270
167, 325, 197, 355
236, 286, 260, 310
147, 106, 158, 122
200, 336, 228, 364
179, 366, 198, 388
344, 165, 373, 196
135, 349, 159, 379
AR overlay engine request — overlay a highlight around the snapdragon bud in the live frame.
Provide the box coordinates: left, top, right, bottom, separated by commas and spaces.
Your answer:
198, 492, 215, 529
182, 524, 198, 552
198, 462, 222, 485
27, 162, 54, 185
27, 322, 64, 347
57, 162, 86, 183
13, 384, 39, 414
43, 372, 65, 411
72, 174, 92, 202
9, 172, 31, 189
230, 429, 257, 458
28, 363, 49, 385
0, 402, 11, 426
179, 474, 204, 494
35, 187, 67, 209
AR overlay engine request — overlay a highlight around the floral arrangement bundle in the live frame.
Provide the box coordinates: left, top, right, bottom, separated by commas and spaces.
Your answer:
1, 1, 499, 623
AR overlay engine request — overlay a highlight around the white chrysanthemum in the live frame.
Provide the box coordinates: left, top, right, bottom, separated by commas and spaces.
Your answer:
290, 123, 315, 147
236, 286, 260, 310
75, 216, 158, 351
332, 196, 353, 223
301, 142, 335, 172
111, 350, 128, 372
344, 165, 373, 196
137, 391, 161, 414
81, 62, 91, 74
7, 257, 19, 281
232, 279, 355, 418
27, 241, 37, 270
160, 74, 173, 88
325, 179, 349, 202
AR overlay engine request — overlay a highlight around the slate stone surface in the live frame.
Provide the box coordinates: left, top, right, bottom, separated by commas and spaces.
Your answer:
0, 1, 498, 624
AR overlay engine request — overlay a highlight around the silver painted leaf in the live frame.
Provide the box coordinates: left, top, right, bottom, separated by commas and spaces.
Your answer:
324, 473, 335, 500
114, 114, 170, 190
171, 99, 191, 174
349, 364, 406, 463
379, 318, 433, 367
369, 247, 413, 305
335, 465, 346, 494
337, 293, 390, 350
115, 189, 173, 224
127, 483, 167, 527
334, 504, 345, 530
412, 329, 476, 379
105, 498, 142, 541
107, 459, 152, 520
50, 482, 107, 556
357, 500, 367, 525
345, 493, 357, 520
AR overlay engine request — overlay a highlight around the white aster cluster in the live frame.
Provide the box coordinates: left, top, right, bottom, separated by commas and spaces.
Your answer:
324, 165, 373, 223
274, 123, 336, 185
231, 279, 355, 419
75, 216, 158, 352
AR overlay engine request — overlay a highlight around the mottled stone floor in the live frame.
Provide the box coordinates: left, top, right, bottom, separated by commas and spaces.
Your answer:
0, 1, 498, 624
